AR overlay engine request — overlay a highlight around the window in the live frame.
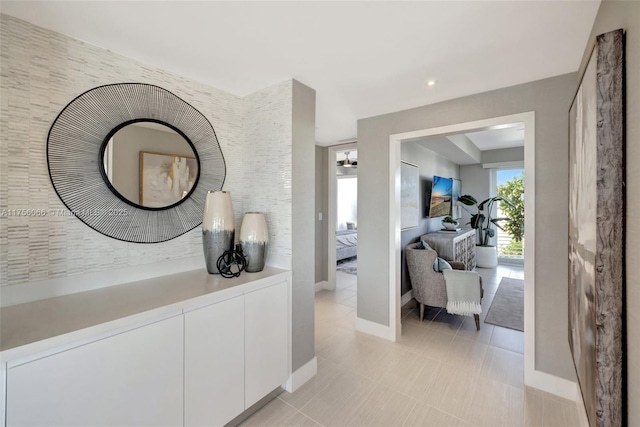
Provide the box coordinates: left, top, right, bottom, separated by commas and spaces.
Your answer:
496, 169, 524, 260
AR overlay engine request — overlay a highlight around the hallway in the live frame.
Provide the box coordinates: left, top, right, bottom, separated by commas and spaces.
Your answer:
242, 265, 582, 426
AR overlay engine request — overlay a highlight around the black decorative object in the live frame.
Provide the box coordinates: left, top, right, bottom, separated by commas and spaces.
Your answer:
47, 83, 226, 243
216, 245, 247, 278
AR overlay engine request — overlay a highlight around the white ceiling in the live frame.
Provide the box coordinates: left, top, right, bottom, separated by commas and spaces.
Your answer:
465, 125, 525, 151
0, 1, 600, 145
415, 124, 524, 164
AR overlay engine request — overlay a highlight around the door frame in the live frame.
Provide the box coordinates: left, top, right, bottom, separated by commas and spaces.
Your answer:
388, 112, 538, 385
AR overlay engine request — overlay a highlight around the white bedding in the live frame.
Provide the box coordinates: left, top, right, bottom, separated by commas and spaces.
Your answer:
336, 230, 357, 250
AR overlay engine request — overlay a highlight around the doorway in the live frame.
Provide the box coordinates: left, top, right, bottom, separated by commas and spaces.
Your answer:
388, 112, 537, 385
326, 142, 358, 297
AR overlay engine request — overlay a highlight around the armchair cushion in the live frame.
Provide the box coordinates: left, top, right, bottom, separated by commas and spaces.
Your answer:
419, 238, 433, 251
419, 238, 451, 272
435, 257, 452, 272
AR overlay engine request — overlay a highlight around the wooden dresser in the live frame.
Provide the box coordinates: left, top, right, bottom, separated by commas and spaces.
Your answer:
422, 229, 477, 270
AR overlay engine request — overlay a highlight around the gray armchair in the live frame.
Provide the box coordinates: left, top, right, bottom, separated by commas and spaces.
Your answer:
405, 242, 484, 330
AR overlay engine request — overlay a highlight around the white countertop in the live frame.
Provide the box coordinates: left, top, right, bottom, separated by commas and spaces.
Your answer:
0, 267, 290, 363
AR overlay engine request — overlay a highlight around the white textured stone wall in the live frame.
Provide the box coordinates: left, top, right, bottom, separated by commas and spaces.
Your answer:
242, 82, 293, 269
0, 14, 293, 287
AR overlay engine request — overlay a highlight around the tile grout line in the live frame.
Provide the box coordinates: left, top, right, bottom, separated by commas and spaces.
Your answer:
276, 396, 326, 427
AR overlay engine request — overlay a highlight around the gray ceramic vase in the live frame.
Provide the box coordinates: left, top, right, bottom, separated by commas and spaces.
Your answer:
202, 190, 235, 274
239, 212, 268, 272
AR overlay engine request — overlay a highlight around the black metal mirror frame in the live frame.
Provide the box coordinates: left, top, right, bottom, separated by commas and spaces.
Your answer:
47, 83, 226, 243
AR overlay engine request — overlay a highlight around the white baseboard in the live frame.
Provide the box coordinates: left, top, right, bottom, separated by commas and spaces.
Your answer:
575, 383, 589, 426
525, 369, 577, 401
401, 290, 414, 307
355, 317, 395, 341
285, 357, 317, 393
315, 281, 328, 293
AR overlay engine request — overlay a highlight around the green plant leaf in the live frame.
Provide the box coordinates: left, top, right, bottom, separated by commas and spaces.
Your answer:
470, 213, 484, 229
442, 215, 457, 224
458, 194, 477, 206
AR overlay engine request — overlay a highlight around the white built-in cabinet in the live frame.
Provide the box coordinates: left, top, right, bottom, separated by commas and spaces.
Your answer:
3, 276, 290, 427
244, 281, 289, 408
6, 315, 184, 426
185, 294, 245, 427
184, 280, 289, 425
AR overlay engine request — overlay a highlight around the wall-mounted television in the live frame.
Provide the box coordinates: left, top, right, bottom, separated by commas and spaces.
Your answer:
428, 175, 453, 217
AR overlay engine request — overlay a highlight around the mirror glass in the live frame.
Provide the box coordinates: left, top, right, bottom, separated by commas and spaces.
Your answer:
102, 121, 199, 209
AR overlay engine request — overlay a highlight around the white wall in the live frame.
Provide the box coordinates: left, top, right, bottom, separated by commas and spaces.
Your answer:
0, 14, 296, 289
0, 14, 236, 287
242, 81, 293, 269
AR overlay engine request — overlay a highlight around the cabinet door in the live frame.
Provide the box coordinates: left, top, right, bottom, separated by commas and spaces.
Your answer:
6, 315, 183, 427
244, 281, 289, 408
184, 296, 244, 427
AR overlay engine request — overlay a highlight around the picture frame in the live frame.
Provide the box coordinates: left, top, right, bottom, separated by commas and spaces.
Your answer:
140, 151, 198, 208
568, 29, 624, 427
400, 161, 419, 230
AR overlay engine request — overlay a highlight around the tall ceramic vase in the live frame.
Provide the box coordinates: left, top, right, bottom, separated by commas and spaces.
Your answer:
203, 190, 235, 274
239, 212, 268, 272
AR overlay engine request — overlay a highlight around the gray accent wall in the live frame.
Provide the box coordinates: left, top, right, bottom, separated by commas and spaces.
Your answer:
358, 72, 578, 381
400, 142, 459, 296
481, 146, 524, 164
579, 1, 640, 423
315, 145, 328, 284
291, 80, 316, 371
459, 164, 491, 242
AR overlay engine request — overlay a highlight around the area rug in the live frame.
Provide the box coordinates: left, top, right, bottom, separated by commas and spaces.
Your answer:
336, 257, 357, 275
484, 277, 524, 331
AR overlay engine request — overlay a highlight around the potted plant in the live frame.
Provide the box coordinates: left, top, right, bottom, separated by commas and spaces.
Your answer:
441, 215, 459, 230
457, 194, 518, 268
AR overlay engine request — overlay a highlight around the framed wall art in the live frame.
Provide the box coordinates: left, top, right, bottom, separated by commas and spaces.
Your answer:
400, 161, 419, 230
568, 28, 625, 427
140, 151, 198, 208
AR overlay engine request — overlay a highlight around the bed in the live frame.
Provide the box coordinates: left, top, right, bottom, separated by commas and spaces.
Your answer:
336, 229, 357, 261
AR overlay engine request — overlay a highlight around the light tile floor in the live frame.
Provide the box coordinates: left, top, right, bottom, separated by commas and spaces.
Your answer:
242, 264, 582, 427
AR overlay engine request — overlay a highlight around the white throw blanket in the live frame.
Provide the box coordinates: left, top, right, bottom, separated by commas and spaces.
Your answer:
443, 269, 482, 316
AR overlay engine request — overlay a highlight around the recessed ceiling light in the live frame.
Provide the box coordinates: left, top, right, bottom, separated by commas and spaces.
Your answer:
426, 80, 437, 87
